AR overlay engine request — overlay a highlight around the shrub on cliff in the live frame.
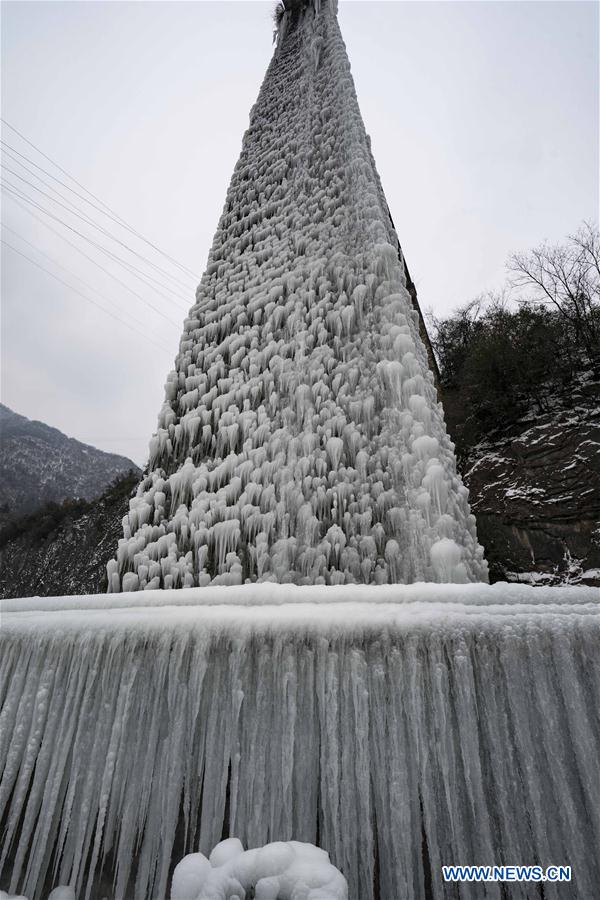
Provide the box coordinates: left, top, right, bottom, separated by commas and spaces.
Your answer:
428, 224, 600, 449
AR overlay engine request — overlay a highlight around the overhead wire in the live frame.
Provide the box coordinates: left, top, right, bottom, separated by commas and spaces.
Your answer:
1, 221, 181, 330
3, 180, 191, 310
2, 182, 191, 311
1, 118, 199, 280
3, 192, 185, 323
1, 139, 199, 290
1, 164, 195, 296
1, 140, 143, 241
4, 192, 188, 322
1, 239, 175, 354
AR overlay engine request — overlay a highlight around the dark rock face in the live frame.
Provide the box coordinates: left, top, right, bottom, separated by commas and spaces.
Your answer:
0, 404, 140, 520
448, 384, 600, 585
0, 474, 136, 599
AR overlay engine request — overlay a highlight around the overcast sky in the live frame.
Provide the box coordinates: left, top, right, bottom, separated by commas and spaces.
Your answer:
1, 0, 598, 466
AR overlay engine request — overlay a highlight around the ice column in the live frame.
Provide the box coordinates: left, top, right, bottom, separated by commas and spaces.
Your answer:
110, 0, 488, 589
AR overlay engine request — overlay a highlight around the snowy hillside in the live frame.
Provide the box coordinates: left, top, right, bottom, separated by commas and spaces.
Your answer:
0, 472, 136, 600
0, 405, 139, 519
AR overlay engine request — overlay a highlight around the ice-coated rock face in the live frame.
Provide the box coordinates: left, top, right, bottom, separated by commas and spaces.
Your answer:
110, 0, 488, 590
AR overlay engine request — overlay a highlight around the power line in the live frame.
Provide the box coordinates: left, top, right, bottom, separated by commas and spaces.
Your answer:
1, 222, 180, 330
6, 202, 184, 326
1, 239, 175, 354
3, 180, 190, 309
5, 193, 187, 323
2, 220, 162, 332
2, 182, 190, 310
2, 176, 191, 305
2, 164, 194, 295
1, 139, 198, 290
1, 141, 133, 236
0, 143, 161, 274
1, 118, 199, 280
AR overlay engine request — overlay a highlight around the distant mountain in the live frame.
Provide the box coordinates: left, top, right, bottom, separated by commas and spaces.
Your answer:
0, 404, 140, 519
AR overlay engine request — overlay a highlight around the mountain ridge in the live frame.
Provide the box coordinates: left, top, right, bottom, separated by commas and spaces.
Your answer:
0, 403, 140, 519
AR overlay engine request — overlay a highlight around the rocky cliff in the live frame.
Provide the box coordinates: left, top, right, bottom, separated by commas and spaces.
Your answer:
444, 375, 600, 585
0, 473, 136, 599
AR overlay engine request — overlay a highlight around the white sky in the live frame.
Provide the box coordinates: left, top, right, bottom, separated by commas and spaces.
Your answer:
1, 0, 598, 466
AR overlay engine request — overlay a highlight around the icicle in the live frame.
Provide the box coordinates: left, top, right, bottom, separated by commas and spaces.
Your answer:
1, 585, 599, 897
106, 0, 487, 592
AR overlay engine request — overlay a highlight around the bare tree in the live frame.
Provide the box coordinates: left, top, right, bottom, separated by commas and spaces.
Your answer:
508, 222, 599, 370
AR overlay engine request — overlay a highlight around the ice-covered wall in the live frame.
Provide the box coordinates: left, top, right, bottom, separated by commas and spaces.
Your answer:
1, 584, 598, 899
109, 0, 487, 590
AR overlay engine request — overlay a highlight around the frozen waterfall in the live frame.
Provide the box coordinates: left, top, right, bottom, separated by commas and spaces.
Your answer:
1, 583, 598, 899
108, 0, 487, 590
3, 3, 595, 899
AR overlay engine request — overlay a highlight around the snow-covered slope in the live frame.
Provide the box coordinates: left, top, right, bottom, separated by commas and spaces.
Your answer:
110, 0, 486, 591
0, 473, 135, 600
1, 584, 598, 899
0, 405, 139, 519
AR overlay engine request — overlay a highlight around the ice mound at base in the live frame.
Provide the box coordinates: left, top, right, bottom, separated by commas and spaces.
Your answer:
171, 838, 347, 900
1, 583, 599, 899
0, 840, 347, 900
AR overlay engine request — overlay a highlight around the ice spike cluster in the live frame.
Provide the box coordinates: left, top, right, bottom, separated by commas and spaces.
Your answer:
109, 0, 488, 591
2, 585, 599, 899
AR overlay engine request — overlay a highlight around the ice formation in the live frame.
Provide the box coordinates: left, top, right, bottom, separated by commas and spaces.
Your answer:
0, 840, 346, 900
1, 584, 599, 899
0, 887, 74, 900
109, 0, 487, 590
171, 838, 347, 900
